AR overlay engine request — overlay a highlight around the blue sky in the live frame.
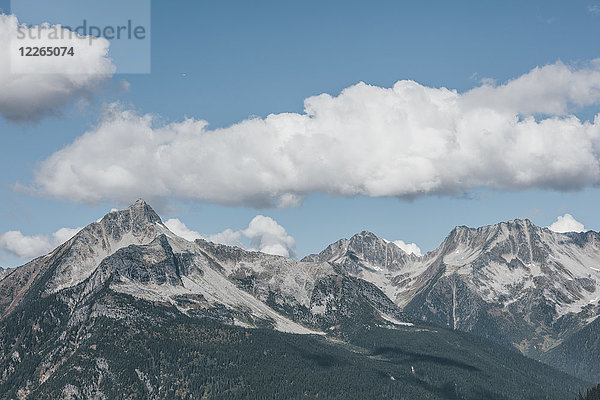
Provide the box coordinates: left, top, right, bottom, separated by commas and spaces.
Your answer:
2, 0, 600, 266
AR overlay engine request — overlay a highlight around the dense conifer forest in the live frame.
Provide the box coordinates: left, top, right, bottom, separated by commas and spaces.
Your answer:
0, 289, 589, 399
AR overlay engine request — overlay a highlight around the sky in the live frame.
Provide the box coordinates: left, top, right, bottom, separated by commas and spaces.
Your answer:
1, 0, 600, 267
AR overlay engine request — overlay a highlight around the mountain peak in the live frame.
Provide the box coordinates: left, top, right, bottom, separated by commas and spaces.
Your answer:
127, 199, 162, 223
131, 198, 149, 208
38, 199, 167, 295
103, 199, 163, 226
502, 218, 534, 228
451, 218, 536, 233
352, 230, 382, 241
301, 229, 412, 273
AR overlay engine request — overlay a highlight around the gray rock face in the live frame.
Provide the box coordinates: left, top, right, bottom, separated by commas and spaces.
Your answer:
6, 201, 413, 337
310, 220, 600, 359
99, 235, 184, 287
0, 199, 170, 316
302, 231, 415, 274
302, 231, 422, 306
190, 238, 412, 333
46, 199, 168, 293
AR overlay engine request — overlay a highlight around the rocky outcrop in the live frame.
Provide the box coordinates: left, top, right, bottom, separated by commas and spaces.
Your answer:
310, 220, 600, 360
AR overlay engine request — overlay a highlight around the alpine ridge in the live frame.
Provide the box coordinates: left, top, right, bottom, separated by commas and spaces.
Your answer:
0, 200, 593, 399
0, 199, 414, 334
305, 219, 600, 380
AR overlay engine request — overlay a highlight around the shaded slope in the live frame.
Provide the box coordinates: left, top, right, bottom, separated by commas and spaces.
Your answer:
542, 315, 600, 382
0, 282, 588, 400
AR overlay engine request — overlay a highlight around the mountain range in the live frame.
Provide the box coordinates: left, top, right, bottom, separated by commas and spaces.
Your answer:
0, 200, 597, 399
304, 221, 600, 381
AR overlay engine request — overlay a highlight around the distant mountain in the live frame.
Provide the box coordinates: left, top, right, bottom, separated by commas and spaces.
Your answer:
0, 200, 409, 334
0, 200, 589, 399
305, 220, 600, 380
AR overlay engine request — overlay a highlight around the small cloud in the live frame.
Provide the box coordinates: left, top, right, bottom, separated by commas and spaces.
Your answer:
52, 227, 83, 244
206, 229, 243, 248
0, 14, 115, 123
0, 226, 82, 259
165, 215, 296, 257
548, 214, 586, 233
0, 231, 52, 259
120, 80, 131, 92
242, 215, 296, 257
391, 240, 422, 256
536, 15, 557, 24
479, 77, 497, 86
589, 5, 600, 15
164, 218, 203, 241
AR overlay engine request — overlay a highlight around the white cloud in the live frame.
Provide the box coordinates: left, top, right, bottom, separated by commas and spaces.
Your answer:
0, 14, 115, 122
0, 231, 52, 259
164, 218, 203, 241
206, 229, 243, 248
52, 227, 83, 244
589, 5, 600, 15
164, 216, 295, 257
391, 240, 422, 256
242, 215, 296, 257
0, 226, 82, 259
548, 213, 586, 233
31, 60, 600, 206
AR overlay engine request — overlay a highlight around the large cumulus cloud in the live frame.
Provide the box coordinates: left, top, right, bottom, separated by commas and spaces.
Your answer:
31, 60, 600, 206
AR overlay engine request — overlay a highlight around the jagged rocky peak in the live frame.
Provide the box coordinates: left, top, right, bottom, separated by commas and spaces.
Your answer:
445, 218, 535, 244
44, 199, 170, 294
92, 234, 185, 289
75, 199, 167, 250
98, 198, 163, 236
400, 218, 600, 357
303, 230, 413, 273
71, 199, 167, 254
348, 230, 409, 258
350, 230, 387, 245
438, 218, 549, 263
